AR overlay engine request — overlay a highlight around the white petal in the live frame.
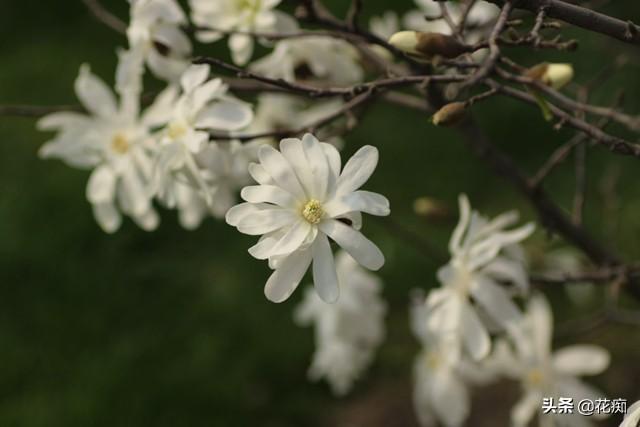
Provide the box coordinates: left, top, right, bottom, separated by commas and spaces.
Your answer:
301, 133, 330, 200
431, 370, 470, 427
180, 64, 210, 93
336, 145, 378, 194
241, 185, 297, 208
312, 233, 339, 303
248, 163, 273, 185
196, 100, 253, 131
268, 220, 313, 258
470, 277, 522, 333
258, 145, 306, 200
325, 190, 390, 217
551, 345, 610, 376
460, 302, 491, 360
621, 401, 640, 427
236, 208, 296, 235
264, 249, 312, 303
133, 208, 160, 231
92, 202, 121, 233
449, 194, 471, 255
511, 390, 542, 427
75, 64, 117, 117
229, 33, 253, 65
225, 202, 263, 226
319, 219, 384, 271
248, 231, 283, 260
279, 137, 314, 197
86, 165, 117, 204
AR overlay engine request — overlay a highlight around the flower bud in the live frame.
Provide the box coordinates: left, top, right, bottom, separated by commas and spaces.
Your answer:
388, 31, 471, 60
525, 63, 574, 89
413, 197, 449, 221
432, 102, 467, 127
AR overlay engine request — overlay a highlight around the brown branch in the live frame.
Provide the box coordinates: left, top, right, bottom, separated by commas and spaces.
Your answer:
485, 0, 640, 46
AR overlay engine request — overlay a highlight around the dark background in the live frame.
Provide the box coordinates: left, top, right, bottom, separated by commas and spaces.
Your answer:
1, 1, 640, 426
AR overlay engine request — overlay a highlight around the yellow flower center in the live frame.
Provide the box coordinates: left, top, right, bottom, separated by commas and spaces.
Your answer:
526, 369, 544, 386
111, 133, 130, 154
168, 120, 188, 140
301, 199, 324, 224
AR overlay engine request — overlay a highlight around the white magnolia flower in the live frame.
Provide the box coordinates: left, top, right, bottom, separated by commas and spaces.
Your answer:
38, 49, 160, 233
294, 251, 386, 395
411, 294, 471, 427
127, 0, 192, 81
226, 134, 390, 303
497, 294, 610, 427
148, 64, 253, 212
251, 37, 364, 86
404, 0, 498, 42
620, 401, 640, 427
189, 0, 295, 65
426, 195, 534, 360
248, 94, 345, 146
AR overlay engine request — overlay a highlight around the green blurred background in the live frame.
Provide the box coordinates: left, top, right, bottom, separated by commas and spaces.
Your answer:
1, 1, 640, 426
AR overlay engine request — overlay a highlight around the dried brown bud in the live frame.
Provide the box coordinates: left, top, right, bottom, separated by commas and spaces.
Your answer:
432, 102, 467, 127
388, 31, 471, 60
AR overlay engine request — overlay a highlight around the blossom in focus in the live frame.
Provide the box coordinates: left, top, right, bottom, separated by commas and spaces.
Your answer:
38, 50, 159, 233
425, 194, 534, 360
127, 0, 192, 81
226, 134, 389, 303
251, 37, 364, 86
498, 294, 610, 427
294, 251, 386, 395
189, 0, 295, 65
147, 64, 253, 212
410, 295, 471, 427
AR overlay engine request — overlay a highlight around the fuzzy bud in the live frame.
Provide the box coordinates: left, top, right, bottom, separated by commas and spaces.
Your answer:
388, 31, 471, 60
432, 102, 467, 127
526, 63, 574, 90
413, 197, 449, 221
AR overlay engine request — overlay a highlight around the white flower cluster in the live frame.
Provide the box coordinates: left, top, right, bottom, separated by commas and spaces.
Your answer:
295, 251, 386, 395
411, 195, 611, 427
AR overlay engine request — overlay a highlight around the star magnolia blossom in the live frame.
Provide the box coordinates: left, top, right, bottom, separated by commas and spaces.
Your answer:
425, 195, 534, 360
226, 134, 390, 303
497, 294, 610, 427
189, 0, 295, 65
251, 37, 364, 86
127, 0, 192, 81
294, 251, 386, 395
38, 50, 159, 232
410, 295, 471, 427
620, 401, 640, 427
149, 64, 253, 211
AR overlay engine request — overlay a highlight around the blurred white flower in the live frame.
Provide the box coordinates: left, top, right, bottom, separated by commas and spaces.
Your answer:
369, 11, 400, 61
38, 49, 160, 233
426, 194, 534, 360
226, 134, 389, 303
127, 0, 192, 81
498, 294, 610, 427
403, 0, 498, 43
620, 401, 640, 427
189, 0, 295, 65
148, 64, 253, 212
295, 251, 386, 395
248, 94, 345, 147
411, 295, 471, 427
251, 37, 364, 86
